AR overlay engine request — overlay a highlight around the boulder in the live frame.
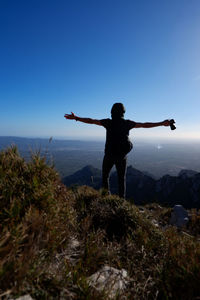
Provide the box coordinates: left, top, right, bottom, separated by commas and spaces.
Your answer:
87, 265, 129, 298
10, 295, 34, 300
170, 205, 189, 228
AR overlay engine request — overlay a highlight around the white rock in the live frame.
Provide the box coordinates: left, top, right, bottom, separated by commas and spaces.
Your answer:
14, 295, 34, 300
151, 219, 159, 227
87, 265, 129, 298
170, 205, 189, 228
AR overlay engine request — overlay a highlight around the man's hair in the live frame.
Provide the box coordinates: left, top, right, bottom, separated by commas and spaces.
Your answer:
111, 103, 125, 119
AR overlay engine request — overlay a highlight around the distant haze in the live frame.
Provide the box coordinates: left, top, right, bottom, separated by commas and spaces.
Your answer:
1, 136, 200, 179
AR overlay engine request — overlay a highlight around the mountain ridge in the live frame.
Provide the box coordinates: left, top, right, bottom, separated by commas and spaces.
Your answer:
63, 165, 200, 208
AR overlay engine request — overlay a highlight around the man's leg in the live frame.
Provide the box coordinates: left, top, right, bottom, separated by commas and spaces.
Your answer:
115, 156, 127, 198
102, 155, 114, 194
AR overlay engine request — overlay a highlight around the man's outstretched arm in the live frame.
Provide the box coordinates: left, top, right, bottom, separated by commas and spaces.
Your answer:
64, 112, 102, 126
130, 119, 171, 129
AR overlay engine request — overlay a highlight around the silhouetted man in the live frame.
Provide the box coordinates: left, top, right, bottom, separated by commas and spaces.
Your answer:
65, 103, 172, 198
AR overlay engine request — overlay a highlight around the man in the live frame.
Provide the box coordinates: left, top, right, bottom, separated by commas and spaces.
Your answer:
64, 103, 172, 198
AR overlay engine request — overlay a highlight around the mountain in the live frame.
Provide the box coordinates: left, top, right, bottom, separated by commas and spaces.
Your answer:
156, 171, 200, 208
110, 166, 156, 204
63, 166, 200, 208
178, 169, 199, 178
62, 165, 156, 203
62, 165, 102, 189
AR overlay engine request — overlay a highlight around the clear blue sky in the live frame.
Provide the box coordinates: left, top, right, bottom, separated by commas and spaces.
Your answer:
0, 0, 200, 140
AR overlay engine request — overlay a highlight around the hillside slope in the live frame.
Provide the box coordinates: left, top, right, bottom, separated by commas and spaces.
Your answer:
1, 147, 200, 299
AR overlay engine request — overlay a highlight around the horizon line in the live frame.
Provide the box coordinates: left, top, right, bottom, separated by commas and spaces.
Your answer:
1, 135, 200, 144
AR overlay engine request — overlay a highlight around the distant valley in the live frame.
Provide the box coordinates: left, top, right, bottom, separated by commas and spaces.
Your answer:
1, 136, 200, 179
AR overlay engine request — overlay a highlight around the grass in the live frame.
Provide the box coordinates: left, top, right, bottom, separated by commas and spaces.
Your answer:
0, 146, 200, 299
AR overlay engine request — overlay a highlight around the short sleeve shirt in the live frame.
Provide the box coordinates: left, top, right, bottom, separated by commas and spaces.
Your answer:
100, 118, 136, 156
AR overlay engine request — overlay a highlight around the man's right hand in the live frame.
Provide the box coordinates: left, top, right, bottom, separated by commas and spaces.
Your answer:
64, 112, 76, 120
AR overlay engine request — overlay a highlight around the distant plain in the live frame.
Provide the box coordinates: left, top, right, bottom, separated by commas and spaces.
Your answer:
1, 136, 200, 179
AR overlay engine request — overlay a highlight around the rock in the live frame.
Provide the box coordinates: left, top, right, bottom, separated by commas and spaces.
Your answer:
87, 265, 129, 298
64, 237, 81, 264
170, 205, 189, 228
10, 295, 34, 300
151, 219, 159, 227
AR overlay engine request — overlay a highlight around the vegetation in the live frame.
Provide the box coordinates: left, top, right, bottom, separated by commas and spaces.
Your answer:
0, 147, 200, 299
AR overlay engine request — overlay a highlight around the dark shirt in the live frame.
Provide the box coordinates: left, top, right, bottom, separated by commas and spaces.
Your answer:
100, 118, 136, 156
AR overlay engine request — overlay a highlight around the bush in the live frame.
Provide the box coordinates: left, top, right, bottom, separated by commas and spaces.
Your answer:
0, 147, 75, 293
159, 227, 200, 299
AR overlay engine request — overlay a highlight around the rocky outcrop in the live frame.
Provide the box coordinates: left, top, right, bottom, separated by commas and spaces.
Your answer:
170, 205, 189, 228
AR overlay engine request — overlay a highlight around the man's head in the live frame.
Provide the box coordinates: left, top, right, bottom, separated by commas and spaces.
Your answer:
111, 103, 125, 119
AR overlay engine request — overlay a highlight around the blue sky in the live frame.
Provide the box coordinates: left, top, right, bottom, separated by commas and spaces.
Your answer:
0, 0, 200, 140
